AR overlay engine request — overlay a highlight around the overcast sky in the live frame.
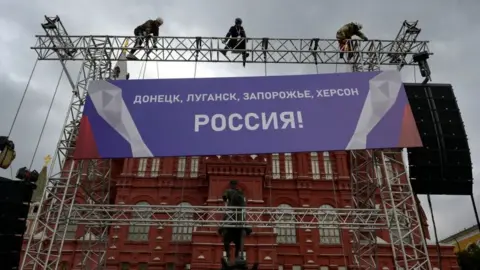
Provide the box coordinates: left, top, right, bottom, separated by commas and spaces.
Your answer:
1, 0, 479, 243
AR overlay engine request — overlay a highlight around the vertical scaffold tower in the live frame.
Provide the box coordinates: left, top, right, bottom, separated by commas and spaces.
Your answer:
22, 16, 114, 270
349, 20, 430, 270
22, 16, 432, 270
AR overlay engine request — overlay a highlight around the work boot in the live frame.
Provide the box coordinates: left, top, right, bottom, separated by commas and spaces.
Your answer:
126, 53, 138, 60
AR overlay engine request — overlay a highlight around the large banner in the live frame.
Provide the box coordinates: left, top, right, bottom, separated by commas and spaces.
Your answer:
74, 70, 422, 159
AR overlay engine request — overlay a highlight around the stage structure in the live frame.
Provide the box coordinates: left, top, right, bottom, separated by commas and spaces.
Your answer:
22, 16, 433, 270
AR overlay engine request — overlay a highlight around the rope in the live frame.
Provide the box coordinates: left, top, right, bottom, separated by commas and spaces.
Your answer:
329, 157, 349, 267
172, 164, 187, 268
264, 62, 278, 270
8, 59, 39, 137
412, 68, 442, 269
413, 66, 417, 84
427, 194, 442, 269
317, 63, 349, 266
173, 61, 198, 269
29, 69, 64, 169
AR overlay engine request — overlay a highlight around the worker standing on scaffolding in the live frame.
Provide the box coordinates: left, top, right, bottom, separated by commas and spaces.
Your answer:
126, 17, 164, 60
221, 18, 249, 58
336, 22, 368, 59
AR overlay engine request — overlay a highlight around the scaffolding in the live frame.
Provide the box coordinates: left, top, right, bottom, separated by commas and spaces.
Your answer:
348, 21, 431, 270
22, 16, 433, 270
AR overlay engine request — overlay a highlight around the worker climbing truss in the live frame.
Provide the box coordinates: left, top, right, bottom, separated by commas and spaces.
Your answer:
21, 16, 433, 270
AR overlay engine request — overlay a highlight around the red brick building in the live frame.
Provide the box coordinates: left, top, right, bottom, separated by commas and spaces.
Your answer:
24, 152, 459, 269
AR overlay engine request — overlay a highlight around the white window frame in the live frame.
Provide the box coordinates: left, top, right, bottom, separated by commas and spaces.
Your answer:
272, 153, 280, 179
310, 152, 320, 180
284, 153, 293, 179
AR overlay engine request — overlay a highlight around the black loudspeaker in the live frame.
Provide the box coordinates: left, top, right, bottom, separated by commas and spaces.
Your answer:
0, 177, 35, 270
404, 83, 473, 195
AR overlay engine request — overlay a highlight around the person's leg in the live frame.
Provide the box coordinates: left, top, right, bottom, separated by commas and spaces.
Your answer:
129, 29, 144, 55
338, 39, 347, 59
221, 39, 233, 57
347, 40, 355, 60
238, 38, 250, 58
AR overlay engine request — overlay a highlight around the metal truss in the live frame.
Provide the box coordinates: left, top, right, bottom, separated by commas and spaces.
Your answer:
21, 16, 113, 270
378, 151, 431, 269
22, 16, 434, 270
349, 21, 432, 270
350, 150, 380, 269
379, 20, 431, 270
31, 35, 431, 65
54, 204, 387, 229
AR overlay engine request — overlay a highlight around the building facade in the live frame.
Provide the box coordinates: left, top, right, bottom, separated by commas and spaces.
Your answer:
23, 152, 459, 269
441, 224, 480, 253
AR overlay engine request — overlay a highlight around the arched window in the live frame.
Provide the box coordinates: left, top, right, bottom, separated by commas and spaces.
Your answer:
319, 205, 340, 244
128, 201, 151, 241
172, 202, 193, 242
275, 204, 296, 244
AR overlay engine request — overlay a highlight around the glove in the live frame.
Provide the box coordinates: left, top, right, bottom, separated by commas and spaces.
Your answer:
152, 44, 158, 49
364, 37, 369, 41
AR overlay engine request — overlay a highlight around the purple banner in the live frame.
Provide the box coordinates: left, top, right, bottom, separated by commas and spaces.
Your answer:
74, 70, 422, 159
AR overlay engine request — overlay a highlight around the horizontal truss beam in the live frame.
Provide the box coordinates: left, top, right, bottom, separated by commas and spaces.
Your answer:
55, 205, 387, 229
31, 35, 431, 65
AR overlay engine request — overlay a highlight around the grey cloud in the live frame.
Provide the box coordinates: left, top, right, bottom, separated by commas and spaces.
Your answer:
0, 0, 479, 242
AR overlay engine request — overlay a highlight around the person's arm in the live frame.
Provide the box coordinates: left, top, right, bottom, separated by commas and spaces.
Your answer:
151, 23, 159, 45
240, 27, 246, 38
223, 26, 233, 43
222, 190, 229, 202
356, 30, 368, 41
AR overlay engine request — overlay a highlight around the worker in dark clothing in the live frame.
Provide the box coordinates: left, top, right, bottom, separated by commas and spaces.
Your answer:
127, 17, 164, 60
221, 18, 249, 58
336, 22, 368, 59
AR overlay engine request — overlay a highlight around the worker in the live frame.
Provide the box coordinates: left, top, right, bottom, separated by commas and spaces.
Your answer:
221, 18, 249, 58
336, 22, 368, 59
0, 136, 16, 169
126, 17, 164, 60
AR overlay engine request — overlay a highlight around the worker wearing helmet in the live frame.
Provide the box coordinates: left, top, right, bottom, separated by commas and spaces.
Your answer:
127, 17, 164, 60
221, 18, 249, 58
336, 22, 368, 59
